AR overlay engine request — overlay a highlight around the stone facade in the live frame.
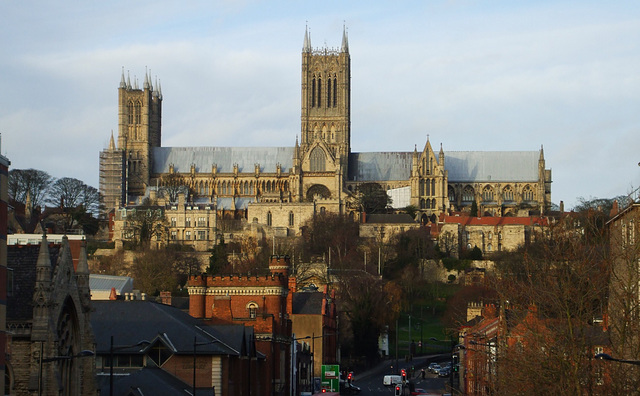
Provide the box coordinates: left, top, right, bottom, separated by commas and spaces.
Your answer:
437, 215, 549, 257
7, 236, 95, 396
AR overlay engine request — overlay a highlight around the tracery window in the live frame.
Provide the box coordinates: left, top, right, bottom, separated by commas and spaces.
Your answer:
267, 211, 272, 226
503, 186, 514, 202
289, 211, 294, 227
312, 77, 316, 107
317, 77, 322, 107
482, 186, 494, 202
333, 78, 337, 107
523, 185, 535, 201
310, 147, 326, 172
462, 186, 475, 202
327, 78, 332, 107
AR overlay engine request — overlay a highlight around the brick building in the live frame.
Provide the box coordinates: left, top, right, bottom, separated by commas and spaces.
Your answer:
188, 255, 294, 396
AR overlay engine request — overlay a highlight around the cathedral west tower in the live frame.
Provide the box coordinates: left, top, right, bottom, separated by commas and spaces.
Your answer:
116, 69, 163, 198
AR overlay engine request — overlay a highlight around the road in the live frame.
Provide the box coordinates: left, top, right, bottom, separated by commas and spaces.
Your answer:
348, 356, 452, 395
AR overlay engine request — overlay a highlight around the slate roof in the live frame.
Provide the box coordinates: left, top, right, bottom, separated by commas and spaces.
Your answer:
152, 147, 294, 174
89, 274, 133, 295
7, 244, 60, 321
152, 146, 541, 184
444, 151, 540, 182
348, 152, 413, 181
292, 292, 324, 315
348, 151, 541, 183
96, 367, 193, 396
91, 300, 239, 356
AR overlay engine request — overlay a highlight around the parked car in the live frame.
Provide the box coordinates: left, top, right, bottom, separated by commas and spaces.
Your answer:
411, 388, 430, 395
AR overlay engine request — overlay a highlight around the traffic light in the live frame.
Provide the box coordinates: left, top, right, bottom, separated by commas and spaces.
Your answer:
395, 385, 402, 396
401, 369, 407, 382
453, 353, 459, 372
347, 372, 352, 383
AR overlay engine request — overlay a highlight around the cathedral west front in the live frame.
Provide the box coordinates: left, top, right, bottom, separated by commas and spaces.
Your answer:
99, 27, 552, 248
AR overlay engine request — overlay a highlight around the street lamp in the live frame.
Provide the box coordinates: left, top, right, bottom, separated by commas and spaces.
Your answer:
595, 353, 640, 366
109, 336, 150, 396
38, 346, 94, 396
193, 335, 221, 396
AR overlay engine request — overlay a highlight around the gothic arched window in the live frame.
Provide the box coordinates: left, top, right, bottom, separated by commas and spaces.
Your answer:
503, 185, 514, 202
523, 185, 535, 201
333, 78, 337, 107
462, 186, 475, 202
127, 101, 134, 124
327, 78, 332, 107
317, 77, 322, 107
266, 211, 272, 226
482, 186, 494, 202
310, 147, 326, 172
289, 211, 294, 227
134, 101, 142, 124
311, 77, 316, 107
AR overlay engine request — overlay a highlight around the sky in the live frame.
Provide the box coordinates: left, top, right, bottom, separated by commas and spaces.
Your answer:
1, 1, 640, 210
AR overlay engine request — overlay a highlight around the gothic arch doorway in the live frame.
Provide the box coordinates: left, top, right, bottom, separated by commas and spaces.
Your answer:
306, 184, 331, 201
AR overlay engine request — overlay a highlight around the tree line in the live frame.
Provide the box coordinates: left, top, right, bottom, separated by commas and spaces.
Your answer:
9, 168, 100, 234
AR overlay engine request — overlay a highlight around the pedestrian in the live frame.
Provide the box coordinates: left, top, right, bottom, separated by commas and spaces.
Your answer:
421, 368, 425, 379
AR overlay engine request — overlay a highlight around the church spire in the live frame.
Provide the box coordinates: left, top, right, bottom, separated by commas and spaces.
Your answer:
120, 67, 126, 88
143, 67, 150, 89
109, 130, 116, 150
303, 25, 312, 53
341, 24, 349, 53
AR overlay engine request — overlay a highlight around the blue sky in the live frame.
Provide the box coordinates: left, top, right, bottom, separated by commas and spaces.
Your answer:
2, 1, 640, 209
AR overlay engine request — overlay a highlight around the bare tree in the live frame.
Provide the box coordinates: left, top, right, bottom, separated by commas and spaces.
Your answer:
8, 168, 53, 208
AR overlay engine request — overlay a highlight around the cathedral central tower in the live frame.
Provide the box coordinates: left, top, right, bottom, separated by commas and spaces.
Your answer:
299, 27, 351, 185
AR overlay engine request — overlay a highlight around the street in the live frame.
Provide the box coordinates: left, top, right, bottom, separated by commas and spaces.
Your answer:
348, 358, 450, 395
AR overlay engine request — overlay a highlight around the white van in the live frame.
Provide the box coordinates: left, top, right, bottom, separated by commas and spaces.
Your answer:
383, 375, 402, 386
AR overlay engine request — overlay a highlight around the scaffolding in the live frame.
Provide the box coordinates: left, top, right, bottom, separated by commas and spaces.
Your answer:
99, 148, 126, 213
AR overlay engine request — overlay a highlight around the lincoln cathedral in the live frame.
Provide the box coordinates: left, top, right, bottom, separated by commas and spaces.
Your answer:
99, 27, 552, 248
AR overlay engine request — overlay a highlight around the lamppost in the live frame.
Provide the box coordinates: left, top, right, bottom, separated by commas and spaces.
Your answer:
109, 336, 150, 396
38, 348, 94, 396
595, 353, 640, 366
193, 335, 221, 396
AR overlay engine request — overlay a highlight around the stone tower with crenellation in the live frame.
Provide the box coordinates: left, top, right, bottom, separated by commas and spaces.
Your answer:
116, 69, 163, 199
296, 26, 351, 202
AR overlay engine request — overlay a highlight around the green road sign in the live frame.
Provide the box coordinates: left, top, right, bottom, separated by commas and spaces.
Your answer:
321, 364, 340, 392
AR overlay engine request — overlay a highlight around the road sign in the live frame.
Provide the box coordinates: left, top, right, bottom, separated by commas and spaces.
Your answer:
321, 364, 340, 392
